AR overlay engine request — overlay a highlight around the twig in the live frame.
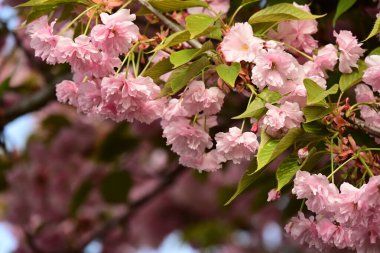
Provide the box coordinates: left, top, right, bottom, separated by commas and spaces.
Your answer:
77, 165, 186, 251
346, 117, 380, 138
137, 0, 204, 49
0, 21, 68, 128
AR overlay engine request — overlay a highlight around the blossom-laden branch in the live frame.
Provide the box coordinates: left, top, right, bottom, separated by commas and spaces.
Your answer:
347, 117, 380, 138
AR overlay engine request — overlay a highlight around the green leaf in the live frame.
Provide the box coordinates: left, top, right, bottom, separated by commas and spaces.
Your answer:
17, 0, 90, 7
225, 159, 260, 205
256, 128, 303, 171
276, 147, 327, 190
169, 41, 213, 68
339, 60, 367, 92
248, 3, 325, 24
186, 14, 216, 38
233, 89, 281, 119
242, 0, 260, 4
302, 121, 329, 135
149, 0, 208, 12
100, 171, 132, 204
161, 56, 210, 96
369, 47, 380, 56
333, 0, 356, 26
155, 30, 192, 51
364, 16, 380, 41
276, 154, 299, 191
0, 76, 11, 97
304, 79, 338, 105
215, 63, 241, 88
69, 180, 93, 217
303, 105, 334, 122
142, 58, 174, 82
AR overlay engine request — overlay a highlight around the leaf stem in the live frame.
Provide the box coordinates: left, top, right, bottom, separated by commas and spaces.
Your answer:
59, 4, 100, 35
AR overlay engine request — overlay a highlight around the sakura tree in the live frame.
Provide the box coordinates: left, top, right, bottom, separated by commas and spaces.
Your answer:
1, 0, 380, 252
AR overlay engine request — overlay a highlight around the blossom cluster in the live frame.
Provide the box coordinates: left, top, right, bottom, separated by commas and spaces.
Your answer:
27, 10, 168, 124
25, 7, 263, 172
161, 80, 259, 171
220, 3, 366, 137
286, 171, 380, 252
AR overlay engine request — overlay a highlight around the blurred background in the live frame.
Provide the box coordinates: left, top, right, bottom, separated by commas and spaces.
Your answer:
0, 0, 378, 252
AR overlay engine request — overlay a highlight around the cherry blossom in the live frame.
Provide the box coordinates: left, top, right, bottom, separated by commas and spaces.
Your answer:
220, 22, 263, 63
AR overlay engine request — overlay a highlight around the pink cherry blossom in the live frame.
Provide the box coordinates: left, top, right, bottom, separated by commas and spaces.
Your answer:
215, 127, 259, 164
76, 79, 102, 115
163, 117, 213, 157
251, 49, 301, 90
355, 84, 380, 129
297, 147, 309, 159
179, 150, 225, 172
99, 74, 163, 123
188, 0, 230, 16
355, 84, 376, 103
91, 9, 139, 56
182, 80, 225, 115
263, 102, 304, 132
267, 188, 281, 202
26, 16, 60, 64
220, 22, 263, 63
363, 55, 380, 92
285, 212, 326, 251
334, 30, 365, 73
161, 99, 190, 127
292, 171, 339, 213
268, 3, 318, 54
56, 35, 121, 78
55, 80, 78, 106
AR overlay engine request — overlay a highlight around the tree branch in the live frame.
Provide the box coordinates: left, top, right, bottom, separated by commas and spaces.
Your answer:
347, 117, 380, 138
77, 165, 186, 251
0, 21, 68, 128
137, 0, 204, 49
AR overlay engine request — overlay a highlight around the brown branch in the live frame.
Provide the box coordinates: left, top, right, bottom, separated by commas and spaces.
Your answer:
347, 117, 380, 138
77, 165, 187, 251
0, 21, 68, 128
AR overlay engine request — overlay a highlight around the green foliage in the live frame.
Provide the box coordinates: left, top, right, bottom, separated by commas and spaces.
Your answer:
369, 47, 380, 56
161, 56, 210, 96
302, 121, 329, 136
100, 171, 132, 204
224, 159, 259, 205
365, 15, 380, 41
18, 0, 90, 22
0, 76, 11, 98
248, 3, 325, 25
256, 128, 303, 171
276, 147, 328, 191
233, 89, 281, 119
333, 0, 356, 26
304, 79, 338, 105
155, 30, 192, 51
169, 41, 214, 68
69, 180, 93, 217
215, 63, 241, 88
142, 58, 174, 82
339, 60, 367, 92
17, 0, 91, 7
303, 105, 335, 123
186, 14, 217, 38
149, 0, 208, 12
276, 154, 299, 191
